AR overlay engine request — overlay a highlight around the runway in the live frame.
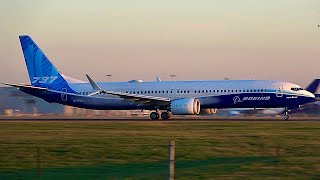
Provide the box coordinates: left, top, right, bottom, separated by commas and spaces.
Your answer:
0, 116, 319, 122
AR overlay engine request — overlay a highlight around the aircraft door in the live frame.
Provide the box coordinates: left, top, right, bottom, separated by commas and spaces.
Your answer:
276, 85, 283, 97
61, 88, 68, 101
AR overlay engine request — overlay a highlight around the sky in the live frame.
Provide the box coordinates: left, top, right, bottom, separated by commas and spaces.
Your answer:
0, 0, 319, 87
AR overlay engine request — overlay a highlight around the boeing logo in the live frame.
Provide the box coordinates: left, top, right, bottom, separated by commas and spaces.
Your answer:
233, 96, 271, 104
233, 96, 243, 104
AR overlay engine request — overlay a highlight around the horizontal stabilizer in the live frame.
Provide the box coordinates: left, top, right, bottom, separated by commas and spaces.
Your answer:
2, 83, 47, 91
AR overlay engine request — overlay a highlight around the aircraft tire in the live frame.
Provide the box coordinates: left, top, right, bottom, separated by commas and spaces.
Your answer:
161, 112, 171, 120
150, 112, 160, 120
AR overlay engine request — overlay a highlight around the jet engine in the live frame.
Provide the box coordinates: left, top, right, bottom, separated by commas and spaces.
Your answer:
171, 98, 200, 115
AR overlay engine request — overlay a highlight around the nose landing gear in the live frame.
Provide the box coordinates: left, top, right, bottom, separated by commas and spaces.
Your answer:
283, 107, 290, 120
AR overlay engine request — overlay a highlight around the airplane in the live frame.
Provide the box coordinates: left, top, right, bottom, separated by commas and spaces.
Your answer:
3, 35, 316, 120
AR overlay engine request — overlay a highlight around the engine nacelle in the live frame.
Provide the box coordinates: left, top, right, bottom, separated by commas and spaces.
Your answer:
200, 108, 217, 115
171, 98, 200, 115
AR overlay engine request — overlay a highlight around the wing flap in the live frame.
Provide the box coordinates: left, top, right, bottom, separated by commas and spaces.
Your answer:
104, 90, 170, 105
105, 90, 170, 100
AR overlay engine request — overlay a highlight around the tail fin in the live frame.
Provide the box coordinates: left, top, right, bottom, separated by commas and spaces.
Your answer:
305, 79, 320, 93
19, 35, 76, 93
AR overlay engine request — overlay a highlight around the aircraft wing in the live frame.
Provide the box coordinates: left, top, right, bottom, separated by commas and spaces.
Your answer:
103, 90, 170, 105
86, 74, 171, 106
2, 83, 48, 92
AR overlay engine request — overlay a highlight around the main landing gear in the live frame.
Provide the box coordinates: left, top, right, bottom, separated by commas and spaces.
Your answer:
150, 111, 171, 120
150, 112, 160, 120
283, 107, 290, 120
160, 111, 171, 120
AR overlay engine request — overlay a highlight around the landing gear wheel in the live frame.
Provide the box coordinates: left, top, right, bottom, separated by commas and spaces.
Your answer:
283, 114, 289, 120
283, 107, 290, 120
161, 112, 171, 120
150, 112, 160, 120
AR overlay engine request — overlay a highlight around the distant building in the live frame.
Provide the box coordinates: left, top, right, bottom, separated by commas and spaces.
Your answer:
0, 87, 64, 115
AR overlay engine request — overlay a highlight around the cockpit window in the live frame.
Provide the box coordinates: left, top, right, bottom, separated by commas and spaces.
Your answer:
291, 87, 303, 91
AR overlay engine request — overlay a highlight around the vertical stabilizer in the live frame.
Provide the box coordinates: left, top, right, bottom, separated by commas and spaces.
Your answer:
19, 35, 76, 93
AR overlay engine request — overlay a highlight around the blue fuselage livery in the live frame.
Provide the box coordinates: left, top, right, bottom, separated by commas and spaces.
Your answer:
4, 35, 317, 120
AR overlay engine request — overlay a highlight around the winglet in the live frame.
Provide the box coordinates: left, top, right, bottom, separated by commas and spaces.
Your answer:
86, 74, 105, 96
86, 74, 102, 91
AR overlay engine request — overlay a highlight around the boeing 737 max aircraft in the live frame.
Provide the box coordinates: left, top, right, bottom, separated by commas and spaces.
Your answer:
3, 36, 316, 120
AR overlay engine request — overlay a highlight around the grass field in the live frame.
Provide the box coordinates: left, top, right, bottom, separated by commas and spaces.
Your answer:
0, 120, 319, 179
